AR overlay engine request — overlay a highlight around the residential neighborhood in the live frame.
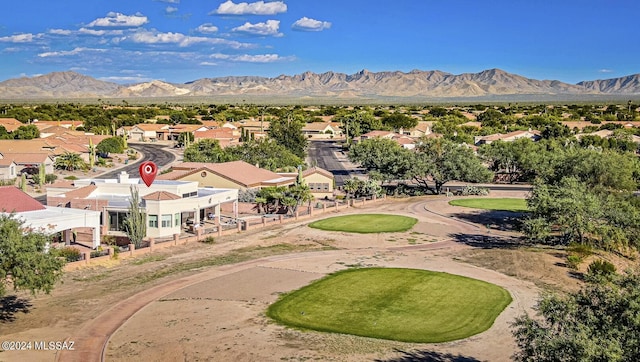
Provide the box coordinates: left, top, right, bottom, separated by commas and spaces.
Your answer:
1, 102, 640, 362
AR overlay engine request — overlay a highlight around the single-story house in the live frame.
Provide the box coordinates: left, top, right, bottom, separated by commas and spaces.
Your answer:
0, 152, 55, 174
1, 186, 101, 248
474, 130, 542, 145
0, 118, 24, 133
47, 171, 238, 239
278, 167, 335, 199
0, 159, 17, 180
158, 161, 296, 190
302, 122, 343, 139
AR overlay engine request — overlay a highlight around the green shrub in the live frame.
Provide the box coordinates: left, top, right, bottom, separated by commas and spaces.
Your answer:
566, 254, 583, 270
53, 247, 82, 262
457, 185, 490, 196
64, 175, 78, 180
201, 236, 216, 244
567, 242, 593, 258
45, 174, 57, 184
587, 259, 616, 277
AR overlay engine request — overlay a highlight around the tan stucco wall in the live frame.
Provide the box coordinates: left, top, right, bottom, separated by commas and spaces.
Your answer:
178, 171, 246, 190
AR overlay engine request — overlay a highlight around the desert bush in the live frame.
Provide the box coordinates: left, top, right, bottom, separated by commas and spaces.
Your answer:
587, 259, 616, 278
200, 236, 216, 244
53, 247, 82, 262
457, 185, 490, 196
566, 254, 583, 270
567, 242, 593, 258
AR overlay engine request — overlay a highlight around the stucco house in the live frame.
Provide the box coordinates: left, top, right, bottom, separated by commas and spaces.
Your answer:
302, 122, 343, 139
278, 167, 335, 199
0, 159, 17, 180
1, 186, 101, 248
47, 171, 238, 239
474, 130, 542, 145
158, 161, 296, 190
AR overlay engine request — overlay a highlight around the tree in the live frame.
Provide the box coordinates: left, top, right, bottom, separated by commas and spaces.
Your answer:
525, 177, 640, 251
54, 152, 86, 171
381, 113, 418, 131
123, 185, 146, 248
512, 271, 640, 362
268, 113, 308, 158
0, 125, 11, 139
342, 177, 383, 199
225, 139, 303, 171
478, 138, 535, 183
97, 136, 126, 155
183, 139, 232, 163
177, 132, 194, 148
348, 138, 414, 183
13, 124, 40, 140
0, 214, 65, 297
411, 138, 493, 194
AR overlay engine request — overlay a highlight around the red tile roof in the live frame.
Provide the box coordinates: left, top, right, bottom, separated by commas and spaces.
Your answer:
0, 186, 46, 212
172, 161, 295, 188
143, 191, 181, 201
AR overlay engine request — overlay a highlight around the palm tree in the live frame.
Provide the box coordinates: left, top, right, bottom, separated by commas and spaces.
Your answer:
55, 152, 86, 171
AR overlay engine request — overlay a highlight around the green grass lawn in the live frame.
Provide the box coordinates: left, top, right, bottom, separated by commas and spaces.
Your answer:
448, 198, 528, 212
308, 214, 417, 233
267, 268, 512, 343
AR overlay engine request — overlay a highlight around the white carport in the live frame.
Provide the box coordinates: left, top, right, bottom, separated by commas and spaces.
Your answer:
15, 207, 101, 248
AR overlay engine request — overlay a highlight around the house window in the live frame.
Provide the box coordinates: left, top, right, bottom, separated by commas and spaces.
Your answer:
148, 215, 158, 228
323, 183, 330, 190
161, 214, 172, 228
108, 211, 128, 231
175, 213, 180, 227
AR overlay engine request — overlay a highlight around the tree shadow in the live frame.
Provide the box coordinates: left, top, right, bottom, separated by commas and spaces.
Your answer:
448, 232, 524, 249
0, 295, 32, 323
449, 210, 525, 232
375, 349, 481, 362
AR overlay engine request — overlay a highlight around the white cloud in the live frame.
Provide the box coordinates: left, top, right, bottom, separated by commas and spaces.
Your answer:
49, 29, 72, 35
0, 33, 41, 43
87, 12, 149, 27
212, 0, 287, 15
196, 23, 219, 34
199, 61, 218, 66
125, 29, 253, 48
598, 69, 613, 73
232, 20, 282, 36
209, 53, 291, 63
78, 28, 124, 36
165, 6, 179, 14
155, 0, 179, 3
37, 47, 107, 58
292, 17, 331, 32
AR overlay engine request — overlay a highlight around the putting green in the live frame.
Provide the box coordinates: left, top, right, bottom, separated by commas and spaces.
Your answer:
448, 198, 528, 212
267, 268, 512, 343
308, 214, 417, 233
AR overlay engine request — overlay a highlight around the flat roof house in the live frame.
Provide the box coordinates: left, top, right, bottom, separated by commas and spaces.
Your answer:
1, 186, 101, 248
47, 171, 238, 239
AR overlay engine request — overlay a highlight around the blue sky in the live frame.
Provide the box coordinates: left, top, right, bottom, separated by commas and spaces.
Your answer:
0, 1, 637, 84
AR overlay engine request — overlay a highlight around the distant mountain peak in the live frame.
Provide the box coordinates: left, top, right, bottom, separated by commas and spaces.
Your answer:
1, 68, 639, 99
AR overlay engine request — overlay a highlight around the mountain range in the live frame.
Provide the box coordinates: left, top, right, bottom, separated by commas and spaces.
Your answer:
1, 69, 639, 100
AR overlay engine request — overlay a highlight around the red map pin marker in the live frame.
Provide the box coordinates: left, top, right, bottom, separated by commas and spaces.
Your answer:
139, 161, 158, 187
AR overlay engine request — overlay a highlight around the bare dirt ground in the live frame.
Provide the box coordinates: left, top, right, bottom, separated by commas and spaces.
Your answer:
1, 192, 591, 362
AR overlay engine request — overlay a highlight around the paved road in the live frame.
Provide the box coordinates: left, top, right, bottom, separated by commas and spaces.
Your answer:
307, 140, 363, 187
99, 143, 176, 179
